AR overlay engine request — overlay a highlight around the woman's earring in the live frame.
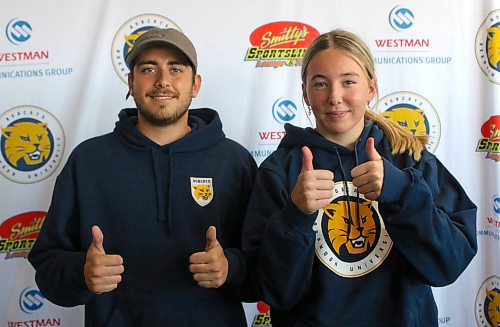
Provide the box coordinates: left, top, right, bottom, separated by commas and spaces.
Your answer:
308, 106, 312, 116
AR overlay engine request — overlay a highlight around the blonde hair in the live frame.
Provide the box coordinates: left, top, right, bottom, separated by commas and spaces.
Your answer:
301, 29, 427, 161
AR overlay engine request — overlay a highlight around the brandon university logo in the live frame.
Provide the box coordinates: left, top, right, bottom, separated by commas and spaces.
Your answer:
313, 182, 392, 277
0, 106, 64, 183
475, 10, 500, 84
475, 275, 500, 327
375, 91, 440, 153
111, 14, 180, 84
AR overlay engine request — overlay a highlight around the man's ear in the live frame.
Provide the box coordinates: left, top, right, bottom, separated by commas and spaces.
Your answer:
192, 74, 202, 98
127, 73, 134, 97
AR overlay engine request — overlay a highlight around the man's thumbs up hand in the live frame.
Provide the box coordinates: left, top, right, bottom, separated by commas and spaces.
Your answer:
84, 225, 124, 294
189, 226, 228, 288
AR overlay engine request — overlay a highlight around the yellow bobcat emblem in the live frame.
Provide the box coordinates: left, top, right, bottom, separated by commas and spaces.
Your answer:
324, 200, 376, 255
190, 177, 213, 207
193, 185, 212, 201
487, 26, 500, 70
486, 288, 500, 327
382, 108, 427, 136
1, 121, 51, 168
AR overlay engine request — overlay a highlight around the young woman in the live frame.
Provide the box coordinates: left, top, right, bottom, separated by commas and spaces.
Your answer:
242, 29, 477, 326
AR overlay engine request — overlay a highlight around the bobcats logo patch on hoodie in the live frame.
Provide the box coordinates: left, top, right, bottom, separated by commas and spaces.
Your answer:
313, 181, 392, 277
190, 177, 213, 207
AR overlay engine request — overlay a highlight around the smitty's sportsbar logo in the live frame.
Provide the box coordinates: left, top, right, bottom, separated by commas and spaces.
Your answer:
476, 115, 500, 162
0, 211, 45, 259
252, 301, 272, 327
244, 21, 319, 68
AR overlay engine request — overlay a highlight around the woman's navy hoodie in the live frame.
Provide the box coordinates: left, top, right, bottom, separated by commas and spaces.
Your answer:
242, 121, 477, 327
28, 108, 257, 326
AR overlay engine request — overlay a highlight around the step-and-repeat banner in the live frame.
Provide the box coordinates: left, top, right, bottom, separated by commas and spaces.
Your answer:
1, 0, 499, 326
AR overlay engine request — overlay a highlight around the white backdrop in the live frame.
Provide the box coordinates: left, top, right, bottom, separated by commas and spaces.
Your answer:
0, 1, 499, 326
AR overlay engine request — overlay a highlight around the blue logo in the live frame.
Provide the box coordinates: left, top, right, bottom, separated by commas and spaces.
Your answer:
272, 98, 297, 124
19, 288, 44, 314
493, 195, 500, 215
388, 6, 415, 32
6, 18, 32, 45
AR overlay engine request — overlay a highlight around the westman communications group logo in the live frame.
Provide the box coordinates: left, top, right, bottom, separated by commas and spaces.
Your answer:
375, 91, 441, 153
388, 5, 415, 32
6, 18, 32, 45
244, 21, 319, 68
475, 10, 500, 85
111, 14, 181, 83
0, 106, 64, 183
1, 18, 74, 79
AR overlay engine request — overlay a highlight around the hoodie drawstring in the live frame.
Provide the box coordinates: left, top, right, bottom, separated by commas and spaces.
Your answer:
334, 147, 361, 235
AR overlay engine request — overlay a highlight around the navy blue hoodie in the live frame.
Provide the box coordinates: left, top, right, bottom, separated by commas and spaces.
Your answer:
242, 121, 477, 326
28, 108, 257, 326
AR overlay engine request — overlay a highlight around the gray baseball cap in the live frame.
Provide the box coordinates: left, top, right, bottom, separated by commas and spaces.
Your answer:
124, 28, 197, 72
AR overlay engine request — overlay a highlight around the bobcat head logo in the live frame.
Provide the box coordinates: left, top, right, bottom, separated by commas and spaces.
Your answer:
193, 185, 212, 201
190, 177, 213, 207
313, 182, 392, 277
1, 121, 52, 169
486, 288, 500, 327
323, 200, 377, 256
382, 108, 427, 136
487, 26, 500, 71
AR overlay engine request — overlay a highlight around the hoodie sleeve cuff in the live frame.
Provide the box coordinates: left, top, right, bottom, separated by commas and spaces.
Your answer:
275, 200, 317, 239
378, 157, 411, 204
223, 248, 245, 285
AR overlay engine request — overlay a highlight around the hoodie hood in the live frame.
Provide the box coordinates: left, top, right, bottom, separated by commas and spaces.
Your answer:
112, 107, 226, 224
114, 108, 225, 152
279, 120, 383, 156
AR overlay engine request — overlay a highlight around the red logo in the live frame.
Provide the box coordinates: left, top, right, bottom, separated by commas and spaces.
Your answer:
245, 21, 319, 68
252, 301, 271, 326
0, 211, 46, 259
481, 115, 500, 141
258, 131, 286, 141
476, 115, 500, 161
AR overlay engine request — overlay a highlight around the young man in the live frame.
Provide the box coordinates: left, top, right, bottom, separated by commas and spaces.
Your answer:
28, 28, 257, 326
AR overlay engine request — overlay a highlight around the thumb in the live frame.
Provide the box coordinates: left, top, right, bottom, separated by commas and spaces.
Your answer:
366, 137, 382, 161
90, 225, 105, 254
205, 226, 219, 251
300, 146, 314, 172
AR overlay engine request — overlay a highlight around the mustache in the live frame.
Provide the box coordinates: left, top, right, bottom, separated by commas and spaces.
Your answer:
148, 90, 178, 97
